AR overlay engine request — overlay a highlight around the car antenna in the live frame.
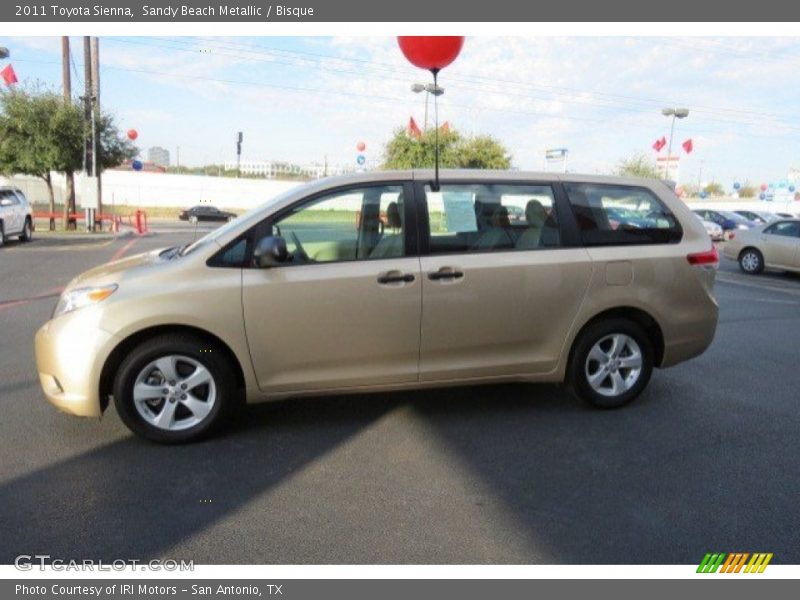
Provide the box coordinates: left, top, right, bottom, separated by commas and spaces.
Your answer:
431, 68, 440, 192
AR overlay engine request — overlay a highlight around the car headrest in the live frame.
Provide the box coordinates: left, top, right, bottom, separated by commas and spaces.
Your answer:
525, 199, 547, 227
385, 201, 402, 229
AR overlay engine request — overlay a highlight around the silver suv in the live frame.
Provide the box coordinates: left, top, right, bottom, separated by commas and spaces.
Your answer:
0, 186, 33, 247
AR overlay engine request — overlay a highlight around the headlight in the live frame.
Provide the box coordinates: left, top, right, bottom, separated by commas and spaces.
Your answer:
53, 284, 118, 318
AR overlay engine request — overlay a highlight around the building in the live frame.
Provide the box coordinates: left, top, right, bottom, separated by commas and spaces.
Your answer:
222, 159, 357, 179
147, 146, 171, 167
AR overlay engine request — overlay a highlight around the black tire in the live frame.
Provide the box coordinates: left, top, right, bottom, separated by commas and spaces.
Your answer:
568, 318, 654, 409
738, 247, 764, 274
19, 217, 32, 242
113, 334, 238, 443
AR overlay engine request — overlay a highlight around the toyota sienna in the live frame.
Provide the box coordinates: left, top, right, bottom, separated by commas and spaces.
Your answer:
35, 170, 719, 443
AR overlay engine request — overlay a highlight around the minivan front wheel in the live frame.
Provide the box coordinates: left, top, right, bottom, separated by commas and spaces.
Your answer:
114, 334, 237, 443
569, 319, 653, 409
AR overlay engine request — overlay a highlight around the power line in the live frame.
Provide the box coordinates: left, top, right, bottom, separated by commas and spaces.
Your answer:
106, 36, 800, 126
99, 37, 800, 135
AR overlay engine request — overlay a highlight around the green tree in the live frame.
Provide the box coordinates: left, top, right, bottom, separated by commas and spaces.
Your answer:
0, 86, 136, 229
382, 126, 511, 170
615, 152, 661, 179
704, 182, 725, 196
0, 89, 69, 227
738, 185, 756, 198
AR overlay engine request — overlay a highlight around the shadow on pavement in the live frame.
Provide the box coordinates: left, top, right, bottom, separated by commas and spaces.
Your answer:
0, 394, 397, 563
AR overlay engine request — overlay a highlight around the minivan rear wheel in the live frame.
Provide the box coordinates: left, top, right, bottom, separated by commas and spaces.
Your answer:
113, 334, 237, 443
569, 318, 653, 409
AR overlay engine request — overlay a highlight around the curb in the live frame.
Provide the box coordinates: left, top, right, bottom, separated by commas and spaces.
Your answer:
31, 228, 140, 241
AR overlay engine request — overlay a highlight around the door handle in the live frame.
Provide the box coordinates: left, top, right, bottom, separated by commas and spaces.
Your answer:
377, 271, 415, 284
428, 268, 464, 281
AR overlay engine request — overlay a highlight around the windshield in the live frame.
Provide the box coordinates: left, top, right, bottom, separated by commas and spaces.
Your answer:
180, 187, 301, 256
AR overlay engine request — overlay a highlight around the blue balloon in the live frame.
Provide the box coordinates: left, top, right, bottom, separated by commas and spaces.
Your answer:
769, 183, 775, 189
356, 154, 366, 165
778, 181, 787, 188
733, 182, 741, 190
789, 185, 796, 193
699, 191, 708, 199
759, 192, 766, 200
132, 159, 143, 171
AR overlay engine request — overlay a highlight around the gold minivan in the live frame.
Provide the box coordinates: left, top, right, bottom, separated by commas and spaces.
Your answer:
35, 170, 719, 443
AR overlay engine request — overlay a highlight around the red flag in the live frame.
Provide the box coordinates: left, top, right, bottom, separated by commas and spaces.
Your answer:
1, 64, 18, 86
682, 138, 693, 154
408, 117, 422, 139
440, 121, 450, 134
652, 136, 666, 152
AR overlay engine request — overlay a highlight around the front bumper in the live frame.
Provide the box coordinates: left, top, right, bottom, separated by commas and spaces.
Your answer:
35, 311, 120, 418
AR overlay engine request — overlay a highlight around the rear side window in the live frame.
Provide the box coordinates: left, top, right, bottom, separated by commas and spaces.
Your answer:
424, 183, 561, 254
764, 221, 800, 237
564, 183, 682, 246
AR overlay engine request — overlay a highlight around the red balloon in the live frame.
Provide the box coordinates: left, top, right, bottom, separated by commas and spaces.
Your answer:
127, 129, 138, 141
356, 141, 366, 152
760, 183, 768, 191
397, 36, 464, 72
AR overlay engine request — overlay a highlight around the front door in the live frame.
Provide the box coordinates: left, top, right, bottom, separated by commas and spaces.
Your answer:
417, 181, 592, 381
242, 183, 421, 393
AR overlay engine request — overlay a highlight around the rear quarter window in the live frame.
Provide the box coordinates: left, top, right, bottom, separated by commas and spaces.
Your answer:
564, 183, 682, 246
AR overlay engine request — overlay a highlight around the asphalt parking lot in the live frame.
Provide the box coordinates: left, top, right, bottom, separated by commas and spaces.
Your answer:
1, 228, 799, 565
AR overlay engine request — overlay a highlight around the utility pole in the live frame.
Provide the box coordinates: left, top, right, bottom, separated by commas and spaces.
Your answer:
61, 36, 73, 231
91, 37, 101, 227
236, 131, 243, 178
82, 36, 96, 232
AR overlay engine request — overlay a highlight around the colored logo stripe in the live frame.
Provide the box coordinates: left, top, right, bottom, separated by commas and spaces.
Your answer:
697, 553, 773, 573
697, 553, 726, 573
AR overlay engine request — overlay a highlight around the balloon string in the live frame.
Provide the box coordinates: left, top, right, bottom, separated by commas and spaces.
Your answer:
433, 69, 440, 192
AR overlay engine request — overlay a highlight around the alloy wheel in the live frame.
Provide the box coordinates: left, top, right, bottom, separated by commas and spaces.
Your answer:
584, 334, 643, 398
132, 355, 217, 431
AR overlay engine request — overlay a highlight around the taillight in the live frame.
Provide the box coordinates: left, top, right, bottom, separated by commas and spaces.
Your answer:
687, 246, 719, 266
728, 232, 735, 240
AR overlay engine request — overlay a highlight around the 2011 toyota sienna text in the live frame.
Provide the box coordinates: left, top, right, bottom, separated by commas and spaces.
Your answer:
35, 170, 719, 443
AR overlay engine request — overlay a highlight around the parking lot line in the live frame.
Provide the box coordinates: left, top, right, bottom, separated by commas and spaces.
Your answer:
716, 273, 800, 298
110, 237, 138, 262
0, 286, 64, 312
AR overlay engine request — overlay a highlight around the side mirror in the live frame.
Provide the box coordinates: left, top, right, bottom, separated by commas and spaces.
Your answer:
253, 235, 288, 268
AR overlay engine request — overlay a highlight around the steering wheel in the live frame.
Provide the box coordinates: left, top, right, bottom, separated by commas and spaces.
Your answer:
290, 231, 310, 262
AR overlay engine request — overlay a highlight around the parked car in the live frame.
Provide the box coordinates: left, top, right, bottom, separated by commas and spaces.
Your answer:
0, 186, 33, 247
734, 210, 779, 224
722, 219, 800, 274
36, 171, 719, 443
776, 212, 797, 219
700, 219, 724, 242
179, 205, 237, 223
693, 209, 756, 237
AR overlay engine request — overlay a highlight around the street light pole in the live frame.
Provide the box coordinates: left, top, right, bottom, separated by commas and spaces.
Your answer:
661, 107, 689, 180
411, 82, 444, 131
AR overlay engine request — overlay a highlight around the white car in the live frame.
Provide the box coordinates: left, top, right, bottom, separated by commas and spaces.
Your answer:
700, 219, 724, 242
0, 186, 34, 247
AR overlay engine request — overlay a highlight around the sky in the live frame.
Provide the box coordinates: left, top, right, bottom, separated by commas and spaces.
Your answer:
2, 35, 800, 186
